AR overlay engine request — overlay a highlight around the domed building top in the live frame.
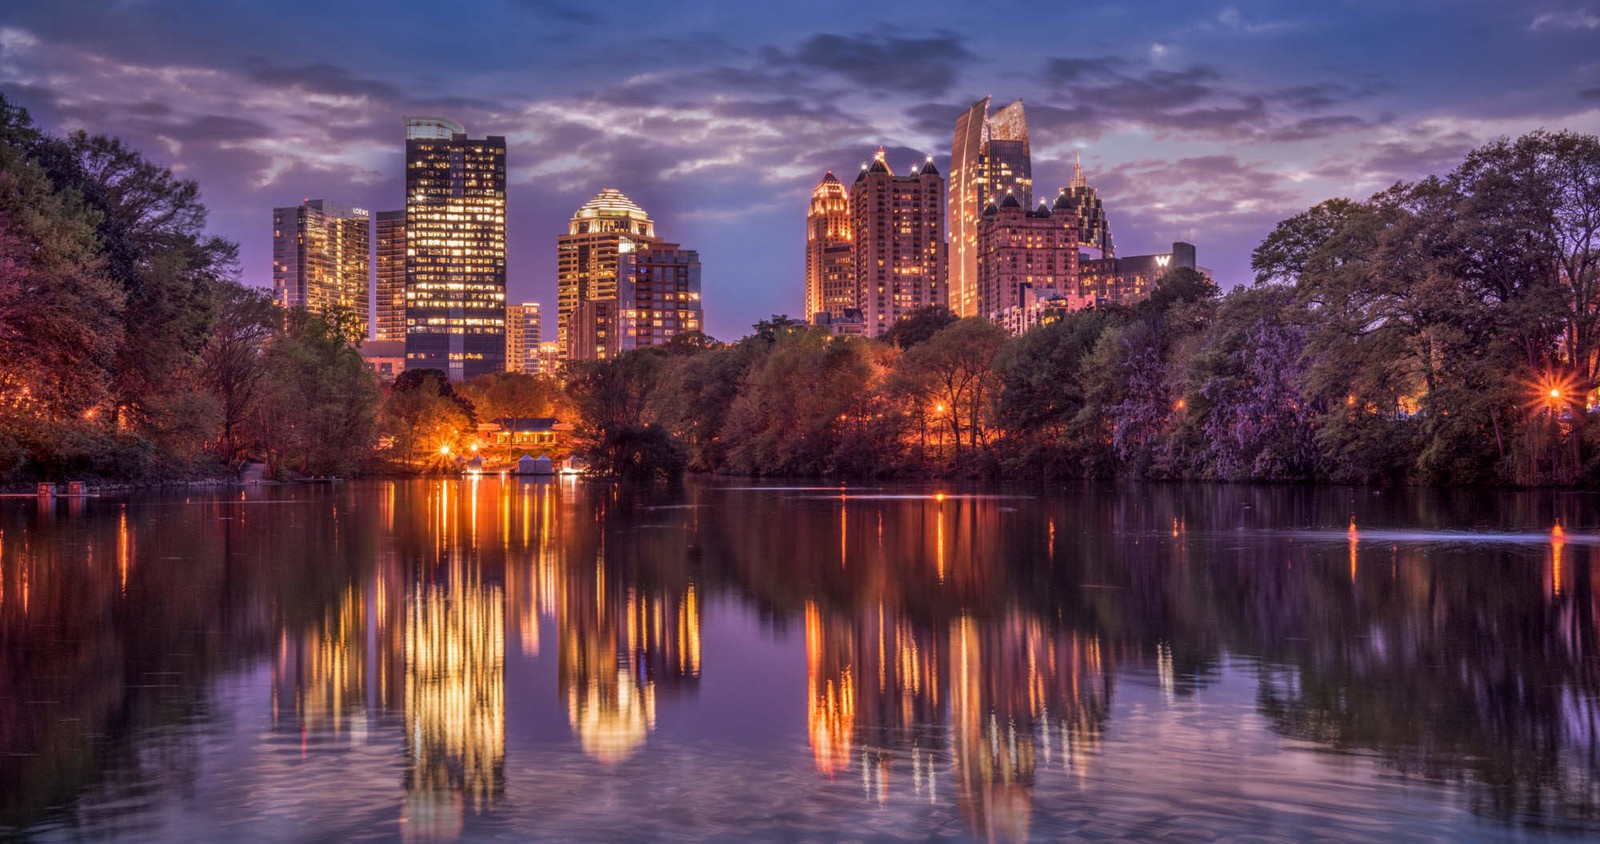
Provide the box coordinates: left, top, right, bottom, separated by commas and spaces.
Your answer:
999, 190, 1022, 209
919, 156, 941, 177
569, 188, 655, 237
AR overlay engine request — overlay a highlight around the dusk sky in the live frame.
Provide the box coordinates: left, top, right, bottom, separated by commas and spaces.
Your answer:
2, 0, 1598, 340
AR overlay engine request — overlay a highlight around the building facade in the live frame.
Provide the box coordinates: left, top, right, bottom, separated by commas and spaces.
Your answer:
566, 298, 616, 362
804, 171, 854, 321
974, 191, 1079, 320
1080, 241, 1199, 306
402, 115, 507, 380
374, 209, 405, 342
505, 302, 542, 374
532, 341, 561, 375
556, 189, 658, 355
618, 244, 702, 351
948, 97, 1033, 317
272, 200, 370, 335
851, 148, 946, 337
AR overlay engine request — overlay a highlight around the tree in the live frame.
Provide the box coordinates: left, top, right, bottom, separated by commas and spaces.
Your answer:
898, 318, 1008, 465
722, 331, 900, 477
256, 309, 379, 477
31, 129, 236, 434
460, 371, 566, 422
996, 308, 1121, 477
566, 351, 686, 479
200, 282, 276, 464
380, 369, 475, 466
883, 305, 958, 349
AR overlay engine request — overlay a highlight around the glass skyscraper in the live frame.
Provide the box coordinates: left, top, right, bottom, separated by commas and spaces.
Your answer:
949, 97, 1033, 318
403, 116, 506, 380
272, 199, 370, 334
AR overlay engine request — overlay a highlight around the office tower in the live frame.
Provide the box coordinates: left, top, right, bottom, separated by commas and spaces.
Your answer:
975, 190, 1080, 319
272, 199, 371, 335
805, 172, 854, 320
949, 97, 1033, 317
1057, 153, 1114, 261
505, 303, 542, 373
556, 188, 658, 355
1080, 242, 1200, 306
851, 147, 946, 337
403, 115, 507, 380
374, 209, 406, 342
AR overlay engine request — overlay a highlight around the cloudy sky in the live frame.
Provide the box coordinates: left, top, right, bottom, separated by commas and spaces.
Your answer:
2, 0, 1598, 339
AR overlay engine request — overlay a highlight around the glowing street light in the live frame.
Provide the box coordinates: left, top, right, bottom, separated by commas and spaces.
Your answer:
439, 444, 452, 456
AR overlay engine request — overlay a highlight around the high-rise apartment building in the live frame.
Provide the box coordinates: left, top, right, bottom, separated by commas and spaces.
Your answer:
556, 189, 658, 355
558, 190, 703, 361
804, 172, 853, 321
949, 97, 1033, 317
619, 243, 702, 351
505, 302, 542, 373
403, 115, 506, 380
272, 200, 370, 335
851, 148, 946, 337
1057, 154, 1115, 261
374, 209, 406, 342
975, 190, 1079, 319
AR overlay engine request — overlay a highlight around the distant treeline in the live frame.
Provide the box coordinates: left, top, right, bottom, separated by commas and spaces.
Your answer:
569, 130, 1600, 487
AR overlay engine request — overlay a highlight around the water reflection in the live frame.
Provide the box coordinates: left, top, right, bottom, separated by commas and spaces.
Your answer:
3, 481, 1600, 840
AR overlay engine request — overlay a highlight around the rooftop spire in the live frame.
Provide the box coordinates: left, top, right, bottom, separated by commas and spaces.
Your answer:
1071, 151, 1087, 190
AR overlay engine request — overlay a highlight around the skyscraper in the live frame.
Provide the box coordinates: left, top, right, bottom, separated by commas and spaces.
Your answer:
374, 209, 406, 342
975, 190, 1079, 320
949, 97, 1033, 317
1057, 154, 1114, 261
804, 172, 853, 320
403, 115, 506, 381
852, 148, 946, 337
272, 199, 370, 334
505, 302, 542, 373
556, 188, 657, 355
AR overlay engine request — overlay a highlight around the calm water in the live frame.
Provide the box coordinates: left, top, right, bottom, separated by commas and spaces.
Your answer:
2, 479, 1599, 842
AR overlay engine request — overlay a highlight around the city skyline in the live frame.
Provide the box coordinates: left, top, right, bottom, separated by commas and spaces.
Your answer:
1, 2, 1598, 340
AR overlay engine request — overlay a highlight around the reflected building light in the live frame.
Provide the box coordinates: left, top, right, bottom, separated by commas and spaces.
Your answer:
806, 601, 856, 776
1156, 640, 1175, 705
273, 585, 368, 737
404, 577, 506, 814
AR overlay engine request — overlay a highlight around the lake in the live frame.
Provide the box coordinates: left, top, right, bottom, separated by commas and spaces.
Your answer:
2, 478, 1598, 842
